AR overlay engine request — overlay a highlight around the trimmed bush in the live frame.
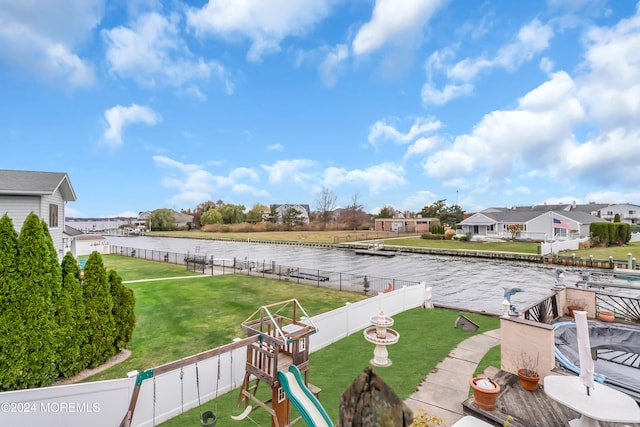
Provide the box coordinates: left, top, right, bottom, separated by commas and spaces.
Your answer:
16, 213, 58, 388
444, 229, 456, 240
109, 270, 136, 351
590, 221, 631, 246
82, 251, 116, 368
0, 214, 22, 390
431, 224, 445, 235
58, 252, 87, 377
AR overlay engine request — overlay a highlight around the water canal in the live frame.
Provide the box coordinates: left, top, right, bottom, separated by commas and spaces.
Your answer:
107, 236, 639, 315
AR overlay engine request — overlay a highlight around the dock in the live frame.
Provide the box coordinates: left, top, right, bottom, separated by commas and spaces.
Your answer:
354, 249, 396, 257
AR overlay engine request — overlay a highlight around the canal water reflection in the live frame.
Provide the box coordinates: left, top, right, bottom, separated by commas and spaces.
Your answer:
107, 236, 637, 314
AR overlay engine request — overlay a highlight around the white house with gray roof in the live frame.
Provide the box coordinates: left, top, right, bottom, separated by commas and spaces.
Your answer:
458, 203, 610, 241
0, 169, 77, 259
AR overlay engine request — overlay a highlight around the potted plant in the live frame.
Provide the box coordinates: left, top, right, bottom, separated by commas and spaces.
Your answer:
517, 352, 540, 391
567, 299, 585, 318
469, 377, 500, 410
599, 311, 615, 322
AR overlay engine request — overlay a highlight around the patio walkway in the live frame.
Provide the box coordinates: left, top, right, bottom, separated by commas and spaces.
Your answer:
404, 328, 501, 426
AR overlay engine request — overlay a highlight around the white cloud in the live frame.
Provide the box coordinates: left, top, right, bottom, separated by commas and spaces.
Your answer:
186, 0, 334, 62
261, 159, 315, 184
319, 44, 348, 87
423, 71, 584, 185
0, 0, 101, 87
567, 128, 640, 186
368, 117, 442, 147
576, 6, 640, 130
153, 155, 267, 205
267, 144, 284, 151
421, 82, 473, 105
322, 163, 406, 193
103, 104, 160, 147
422, 19, 553, 105
103, 12, 233, 95
400, 190, 438, 211
352, 0, 443, 56
448, 19, 554, 82
404, 136, 442, 160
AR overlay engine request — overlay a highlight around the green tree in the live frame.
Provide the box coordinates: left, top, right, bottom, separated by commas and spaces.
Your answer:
419, 199, 465, 226
149, 208, 175, 231
109, 270, 136, 352
283, 208, 304, 229
41, 220, 63, 377
200, 208, 223, 225
16, 213, 58, 387
57, 252, 86, 377
442, 204, 465, 226
377, 206, 395, 218
614, 213, 621, 222
315, 187, 337, 231
0, 214, 22, 390
218, 203, 245, 224
82, 251, 115, 368
246, 203, 269, 224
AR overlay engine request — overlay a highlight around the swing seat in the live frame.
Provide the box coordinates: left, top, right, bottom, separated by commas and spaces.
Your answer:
230, 405, 253, 421
201, 410, 217, 427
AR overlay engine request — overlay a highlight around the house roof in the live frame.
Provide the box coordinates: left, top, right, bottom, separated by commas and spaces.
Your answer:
460, 209, 602, 226
0, 170, 77, 201
64, 225, 84, 236
173, 211, 194, 223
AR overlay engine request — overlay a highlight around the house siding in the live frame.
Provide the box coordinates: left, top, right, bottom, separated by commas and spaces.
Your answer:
0, 193, 66, 257
0, 195, 41, 232
41, 193, 65, 257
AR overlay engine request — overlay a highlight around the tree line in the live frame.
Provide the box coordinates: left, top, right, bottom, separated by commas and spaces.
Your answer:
149, 191, 464, 232
0, 213, 135, 390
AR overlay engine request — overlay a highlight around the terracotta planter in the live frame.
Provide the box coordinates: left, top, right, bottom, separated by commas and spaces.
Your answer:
567, 306, 584, 318
469, 377, 500, 410
517, 369, 540, 391
599, 311, 615, 322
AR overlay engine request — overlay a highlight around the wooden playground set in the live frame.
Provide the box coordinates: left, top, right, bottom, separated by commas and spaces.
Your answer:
233, 299, 332, 427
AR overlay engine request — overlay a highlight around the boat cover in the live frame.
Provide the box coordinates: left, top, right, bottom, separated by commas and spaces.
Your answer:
555, 321, 640, 402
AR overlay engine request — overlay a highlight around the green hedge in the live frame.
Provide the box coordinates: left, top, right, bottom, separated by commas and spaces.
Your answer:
0, 213, 135, 390
590, 221, 630, 246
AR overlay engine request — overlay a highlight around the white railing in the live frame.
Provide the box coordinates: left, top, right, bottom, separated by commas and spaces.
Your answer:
0, 284, 428, 427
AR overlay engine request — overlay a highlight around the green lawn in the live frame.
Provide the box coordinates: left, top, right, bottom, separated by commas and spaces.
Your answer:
160, 308, 499, 427
85, 261, 368, 381
79, 255, 500, 426
569, 241, 640, 260
382, 237, 540, 254
98, 254, 201, 281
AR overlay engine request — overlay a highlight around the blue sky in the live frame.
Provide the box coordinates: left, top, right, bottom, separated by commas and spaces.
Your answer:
2, 0, 640, 218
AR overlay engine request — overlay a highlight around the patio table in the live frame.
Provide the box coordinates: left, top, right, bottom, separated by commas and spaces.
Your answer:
544, 375, 640, 427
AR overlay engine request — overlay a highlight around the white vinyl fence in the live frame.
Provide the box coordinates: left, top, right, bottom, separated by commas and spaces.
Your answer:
540, 236, 590, 255
0, 283, 428, 427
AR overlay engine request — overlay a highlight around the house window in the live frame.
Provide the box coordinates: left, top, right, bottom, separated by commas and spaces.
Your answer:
49, 204, 59, 228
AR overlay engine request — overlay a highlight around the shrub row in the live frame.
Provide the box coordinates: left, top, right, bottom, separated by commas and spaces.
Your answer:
590, 222, 631, 246
0, 213, 135, 390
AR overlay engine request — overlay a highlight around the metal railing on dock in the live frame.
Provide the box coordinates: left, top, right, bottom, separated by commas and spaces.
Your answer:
109, 245, 422, 294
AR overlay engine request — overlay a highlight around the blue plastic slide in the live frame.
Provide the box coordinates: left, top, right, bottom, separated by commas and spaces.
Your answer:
277, 365, 333, 427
